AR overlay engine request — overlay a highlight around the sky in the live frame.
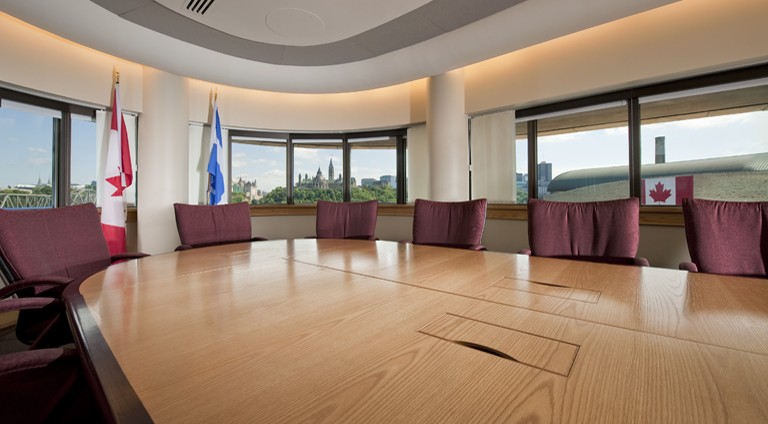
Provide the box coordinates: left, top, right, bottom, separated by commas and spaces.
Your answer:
2, 102, 766, 193
0, 107, 99, 188
519, 110, 768, 179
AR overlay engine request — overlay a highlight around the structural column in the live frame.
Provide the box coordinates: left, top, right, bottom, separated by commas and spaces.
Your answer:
427, 69, 469, 201
137, 67, 189, 254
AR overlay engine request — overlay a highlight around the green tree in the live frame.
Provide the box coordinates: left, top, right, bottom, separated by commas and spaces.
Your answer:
351, 185, 396, 203
230, 192, 246, 204
516, 189, 528, 204
32, 185, 52, 195
258, 186, 287, 204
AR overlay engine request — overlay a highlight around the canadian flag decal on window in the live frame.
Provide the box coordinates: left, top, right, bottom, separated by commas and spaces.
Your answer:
641, 176, 694, 205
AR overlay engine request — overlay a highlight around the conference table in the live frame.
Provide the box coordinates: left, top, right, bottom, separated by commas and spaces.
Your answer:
66, 239, 768, 423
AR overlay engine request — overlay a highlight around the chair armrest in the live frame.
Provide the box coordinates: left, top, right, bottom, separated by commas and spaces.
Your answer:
679, 261, 698, 272
0, 296, 58, 313
470, 245, 487, 251
0, 277, 73, 299
634, 257, 651, 267
110, 252, 149, 263
518, 248, 532, 255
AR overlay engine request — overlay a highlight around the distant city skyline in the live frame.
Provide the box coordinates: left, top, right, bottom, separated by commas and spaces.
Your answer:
231, 144, 397, 193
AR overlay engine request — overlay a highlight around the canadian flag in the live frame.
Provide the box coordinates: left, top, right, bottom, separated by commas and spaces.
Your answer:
101, 80, 133, 255
641, 175, 693, 205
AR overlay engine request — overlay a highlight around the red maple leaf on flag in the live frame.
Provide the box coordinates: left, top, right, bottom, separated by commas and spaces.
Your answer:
649, 181, 672, 203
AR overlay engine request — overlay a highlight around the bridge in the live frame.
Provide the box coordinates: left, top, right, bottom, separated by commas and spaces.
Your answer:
0, 191, 96, 208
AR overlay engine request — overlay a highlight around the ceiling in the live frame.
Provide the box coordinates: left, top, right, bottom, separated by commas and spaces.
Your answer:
0, 0, 676, 93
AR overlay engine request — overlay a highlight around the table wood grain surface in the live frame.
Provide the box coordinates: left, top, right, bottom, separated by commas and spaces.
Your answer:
72, 239, 768, 423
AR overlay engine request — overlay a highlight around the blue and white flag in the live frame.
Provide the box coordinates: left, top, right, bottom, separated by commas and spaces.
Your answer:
207, 99, 225, 205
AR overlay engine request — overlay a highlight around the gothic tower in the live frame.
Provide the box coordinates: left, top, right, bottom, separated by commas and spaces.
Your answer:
328, 158, 335, 181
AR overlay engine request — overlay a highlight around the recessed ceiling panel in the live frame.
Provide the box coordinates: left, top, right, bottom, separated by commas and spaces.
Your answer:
93, 0, 529, 65
154, 0, 433, 46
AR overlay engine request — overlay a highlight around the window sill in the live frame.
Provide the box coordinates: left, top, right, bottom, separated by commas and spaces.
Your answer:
243, 203, 685, 226
127, 204, 682, 226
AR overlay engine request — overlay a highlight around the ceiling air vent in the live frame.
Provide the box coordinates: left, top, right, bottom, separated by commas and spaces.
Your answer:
186, 0, 215, 15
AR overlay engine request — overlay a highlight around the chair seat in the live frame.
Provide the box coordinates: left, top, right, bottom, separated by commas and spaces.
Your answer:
524, 198, 648, 266
681, 198, 768, 277
174, 202, 267, 250
315, 200, 378, 240
412, 198, 487, 250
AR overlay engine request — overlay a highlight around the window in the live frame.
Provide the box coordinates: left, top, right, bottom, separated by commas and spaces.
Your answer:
639, 80, 768, 204
229, 133, 287, 205
515, 134, 528, 204
228, 128, 407, 204
0, 87, 137, 209
0, 99, 58, 208
533, 102, 629, 202
515, 63, 768, 205
70, 113, 98, 205
349, 135, 398, 203
292, 137, 344, 204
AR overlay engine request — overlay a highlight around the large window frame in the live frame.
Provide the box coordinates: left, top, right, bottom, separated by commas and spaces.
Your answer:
514, 62, 768, 204
1, 87, 96, 207
229, 128, 407, 204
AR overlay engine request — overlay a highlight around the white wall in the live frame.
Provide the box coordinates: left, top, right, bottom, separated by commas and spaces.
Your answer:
136, 68, 189, 254
464, 0, 768, 114
186, 78, 422, 132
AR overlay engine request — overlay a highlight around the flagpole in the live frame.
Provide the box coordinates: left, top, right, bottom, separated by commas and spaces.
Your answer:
206, 88, 216, 204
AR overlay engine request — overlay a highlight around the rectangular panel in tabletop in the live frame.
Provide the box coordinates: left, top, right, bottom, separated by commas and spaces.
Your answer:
493, 277, 601, 303
419, 313, 579, 376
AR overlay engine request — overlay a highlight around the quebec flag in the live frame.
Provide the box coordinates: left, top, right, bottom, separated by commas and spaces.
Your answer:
207, 100, 225, 205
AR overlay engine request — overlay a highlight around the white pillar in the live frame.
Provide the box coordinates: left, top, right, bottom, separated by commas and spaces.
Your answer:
427, 69, 468, 201
137, 67, 189, 254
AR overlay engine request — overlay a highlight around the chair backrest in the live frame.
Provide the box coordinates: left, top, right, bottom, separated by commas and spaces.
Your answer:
174, 202, 254, 248
682, 198, 768, 277
316, 200, 378, 240
527, 198, 640, 260
0, 203, 112, 281
412, 198, 487, 250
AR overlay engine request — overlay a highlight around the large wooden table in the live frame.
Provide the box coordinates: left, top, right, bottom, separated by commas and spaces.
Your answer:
67, 239, 768, 423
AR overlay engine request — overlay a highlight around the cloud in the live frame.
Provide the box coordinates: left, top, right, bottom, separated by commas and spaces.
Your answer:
27, 156, 51, 166
674, 113, 753, 129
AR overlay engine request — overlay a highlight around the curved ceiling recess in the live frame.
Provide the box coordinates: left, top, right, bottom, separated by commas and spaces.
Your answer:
0, 0, 677, 93
95, 0, 525, 66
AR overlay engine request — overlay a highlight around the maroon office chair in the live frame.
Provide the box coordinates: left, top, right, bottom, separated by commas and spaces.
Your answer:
173, 202, 267, 251
0, 287, 102, 423
679, 198, 768, 277
315, 200, 378, 240
0, 203, 147, 347
521, 198, 649, 266
412, 198, 487, 250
